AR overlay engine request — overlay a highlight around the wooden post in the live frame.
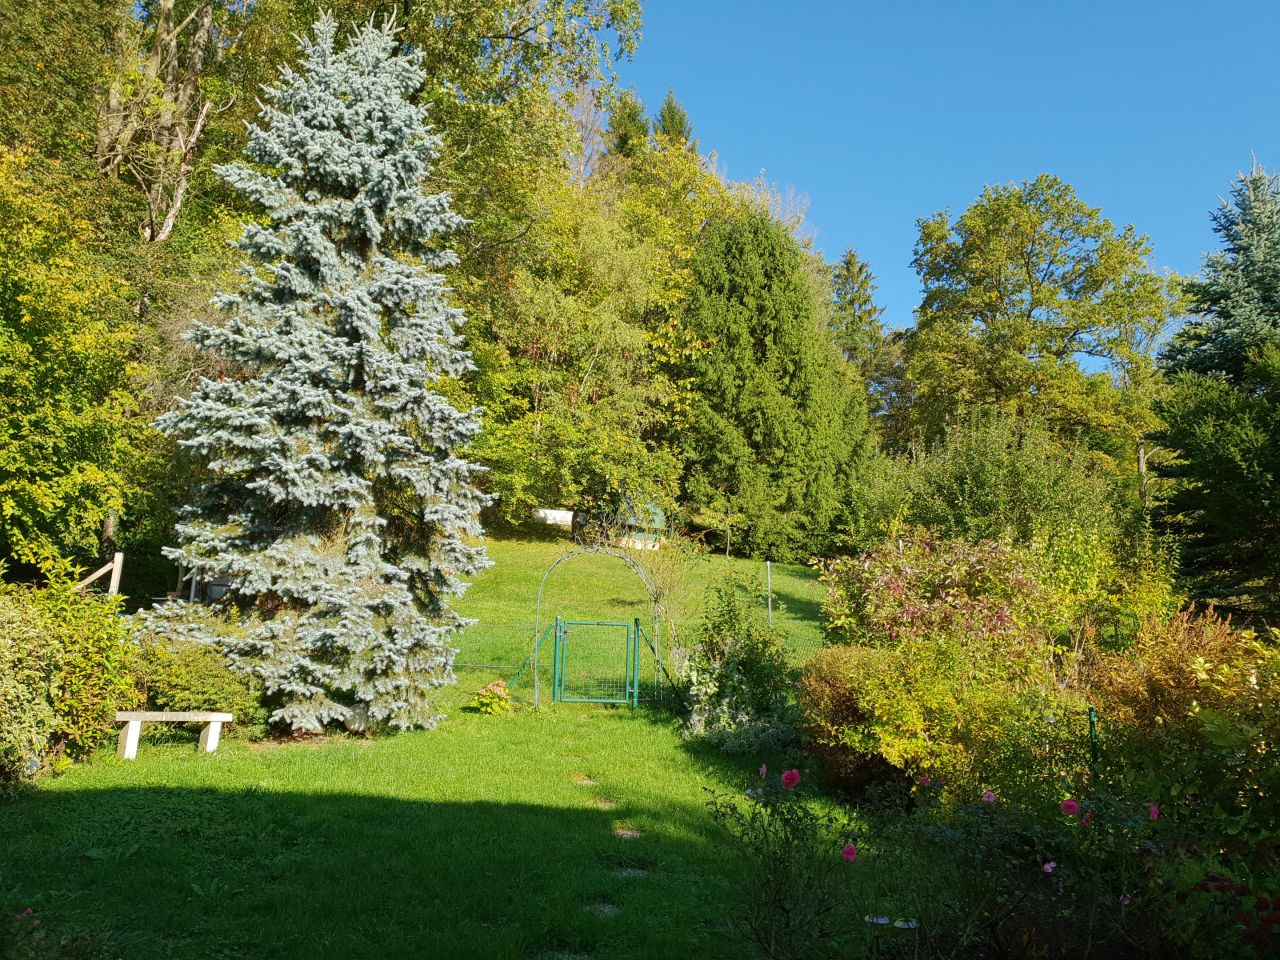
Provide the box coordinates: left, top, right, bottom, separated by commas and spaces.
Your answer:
107, 552, 124, 595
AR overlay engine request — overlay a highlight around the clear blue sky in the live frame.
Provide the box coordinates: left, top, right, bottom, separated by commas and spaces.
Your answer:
616, 0, 1280, 329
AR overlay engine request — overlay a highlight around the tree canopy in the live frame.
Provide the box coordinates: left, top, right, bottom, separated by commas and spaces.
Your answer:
896, 174, 1173, 455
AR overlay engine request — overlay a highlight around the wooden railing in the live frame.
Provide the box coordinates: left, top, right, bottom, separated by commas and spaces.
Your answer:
72, 552, 124, 595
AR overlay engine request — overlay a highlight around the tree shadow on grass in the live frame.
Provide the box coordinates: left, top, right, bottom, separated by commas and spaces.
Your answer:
0, 786, 737, 960
770, 586, 825, 637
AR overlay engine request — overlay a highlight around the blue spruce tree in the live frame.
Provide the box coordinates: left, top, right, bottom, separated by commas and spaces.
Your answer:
149, 16, 489, 732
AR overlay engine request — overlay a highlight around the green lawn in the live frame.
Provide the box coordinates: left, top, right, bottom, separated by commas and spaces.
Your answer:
1, 534, 829, 959
453, 532, 827, 675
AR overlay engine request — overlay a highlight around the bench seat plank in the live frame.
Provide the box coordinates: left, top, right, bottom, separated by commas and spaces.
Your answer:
116, 711, 234, 723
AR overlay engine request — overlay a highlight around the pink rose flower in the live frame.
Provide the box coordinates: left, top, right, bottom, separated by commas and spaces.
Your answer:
981, 790, 997, 805
1059, 798, 1080, 817
1148, 803, 1160, 821
781, 769, 801, 789
1120, 893, 1132, 906
1043, 861, 1057, 874
759, 764, 767, 778
919, 775, 932, 786
842, 843, 858, 862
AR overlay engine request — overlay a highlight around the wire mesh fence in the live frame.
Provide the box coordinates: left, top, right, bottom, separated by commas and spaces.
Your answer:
452, 546, 831, 691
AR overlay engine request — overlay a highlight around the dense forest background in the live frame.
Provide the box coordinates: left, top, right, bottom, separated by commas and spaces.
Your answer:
1, 0, 1276, 622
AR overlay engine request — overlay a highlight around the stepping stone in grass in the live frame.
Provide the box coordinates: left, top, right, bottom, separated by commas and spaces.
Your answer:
611, 866, 648, 879
612, 821, 642, 839
572, 773, 597, 786
585, 901, 621, 917
593, 795, 617, 811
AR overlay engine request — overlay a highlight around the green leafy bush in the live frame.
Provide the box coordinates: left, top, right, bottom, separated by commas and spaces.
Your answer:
0, 578, 137, 791
797, 645, 905, 792
682, 580, 791, 752
0, 605, 60, 790
906, 412, 1118, 547
800, 638, 1088, 804
135, 632, 268, 738
468, 680, 514, 716
808, 535, 1090, 802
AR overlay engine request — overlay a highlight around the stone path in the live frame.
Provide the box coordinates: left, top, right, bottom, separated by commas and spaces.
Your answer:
537, 769, 651, 958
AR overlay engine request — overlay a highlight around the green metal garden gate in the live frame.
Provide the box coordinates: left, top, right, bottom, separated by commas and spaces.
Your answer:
516, 614, 663, 708
547, 616, 647, 707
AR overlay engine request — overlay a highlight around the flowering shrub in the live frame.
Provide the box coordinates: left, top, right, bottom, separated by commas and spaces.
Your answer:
818, 533, 1055, 653
707, 764, 863, 959
859, 783, 1185, 959
681, 580, 791, 753
806, 534, 1280, 957
1087, 611, 1280, 845
1084, 611, 1280, 952
468, 680, 514, 716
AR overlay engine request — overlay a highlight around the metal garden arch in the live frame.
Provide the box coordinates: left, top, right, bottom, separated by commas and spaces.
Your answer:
521, 545, 667, 709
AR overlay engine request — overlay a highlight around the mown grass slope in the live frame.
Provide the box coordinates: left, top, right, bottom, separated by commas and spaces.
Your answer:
1, 533, 830, 959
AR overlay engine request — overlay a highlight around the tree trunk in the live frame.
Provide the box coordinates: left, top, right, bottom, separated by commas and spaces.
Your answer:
96, 1, 242, 243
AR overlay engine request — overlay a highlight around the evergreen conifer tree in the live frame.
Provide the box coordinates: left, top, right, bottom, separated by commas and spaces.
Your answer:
675, 207, 873, 560
604, 90, 649, 158
654, 88, 694, 146
1165, 167, 1280, 379
1158, 167, 1280, 618
147, 16, 489, 732
829, 247, 891, 413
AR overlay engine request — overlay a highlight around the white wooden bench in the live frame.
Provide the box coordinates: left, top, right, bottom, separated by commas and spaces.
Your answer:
115, 711, 234, 760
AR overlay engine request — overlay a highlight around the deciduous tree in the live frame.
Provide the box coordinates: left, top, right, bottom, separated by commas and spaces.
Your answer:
897, 174, 1174, 454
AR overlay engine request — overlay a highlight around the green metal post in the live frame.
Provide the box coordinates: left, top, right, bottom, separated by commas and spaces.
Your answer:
632, 617, 641, 708
1088, 705, 1100, 767
624, 620, 632, 707
554, 616, 564, 703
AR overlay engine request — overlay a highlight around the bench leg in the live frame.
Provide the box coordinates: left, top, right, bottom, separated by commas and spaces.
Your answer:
199, 720, 223, 753
117, 720, 141, 760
